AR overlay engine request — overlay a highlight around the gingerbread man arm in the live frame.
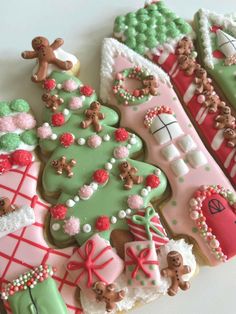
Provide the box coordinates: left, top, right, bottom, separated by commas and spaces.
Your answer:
182, 265, 191, 275
161, 267, 173, 278
50, 38, 64, 50
21, 50, 37, 59
98, 112, 105, 120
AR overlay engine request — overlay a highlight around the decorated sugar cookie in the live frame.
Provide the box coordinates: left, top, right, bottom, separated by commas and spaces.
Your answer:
37, 71, 168, 247
22, 36, 80, 82
100, 37, 235, 266
112, 1, 236, 188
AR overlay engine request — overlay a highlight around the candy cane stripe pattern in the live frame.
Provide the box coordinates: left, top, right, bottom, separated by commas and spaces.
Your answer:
126, 207, 169, 248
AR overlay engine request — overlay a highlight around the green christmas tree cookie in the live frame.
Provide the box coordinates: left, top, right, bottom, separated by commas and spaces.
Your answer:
37, 71, 168, 247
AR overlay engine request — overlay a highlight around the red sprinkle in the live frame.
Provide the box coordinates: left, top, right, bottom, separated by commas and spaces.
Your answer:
0, 155, 12, 174
93, 169, 109, 185
80, 85, 94, 97
114, 128, 129, 142
95, 216, 110, 231
50, 204, 67, 220
59, 133, 74, 147
145, 174, 160, 189
51, 113, 65, 127
43, 79, 56, 91
11, 150, 33, 166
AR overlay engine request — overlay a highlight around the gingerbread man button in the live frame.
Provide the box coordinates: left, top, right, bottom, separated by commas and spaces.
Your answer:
92, 281, 125, 313
161, 251, 191, 296
22, 36, 73, 82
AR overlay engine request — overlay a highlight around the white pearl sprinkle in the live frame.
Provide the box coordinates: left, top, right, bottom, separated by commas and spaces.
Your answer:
57, 84, 62, 89
118, 210, 126, 219
126, 208, 132, 215
110, 158, 116, 164
105, 162, 112, 170
103, 134, 110, 142
43, 122, 49, 127
127, 144, 132, 149
129, 138, 137, 145
77, 138, 86, 145
146, 186, 151, 192
66, 199, 75, 207
141, 188, 148, 197
131, 134, 136, 138
52, 223, 60, 231
111, 216, 117, 224
81, 96, 86, 101
90, 182, 98, 191
50, 134, 57, 140
83, 224, 92, 233
63, 108, 69, 116
154, 168, 161, 176
74, 195, 80, 202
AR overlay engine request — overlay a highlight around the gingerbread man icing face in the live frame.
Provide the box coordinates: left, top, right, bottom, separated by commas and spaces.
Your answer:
22, 36, 73, 83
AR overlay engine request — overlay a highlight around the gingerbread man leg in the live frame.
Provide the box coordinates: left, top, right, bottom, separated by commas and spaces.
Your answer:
124, 177, 133, 190
32, 60, 48, 82
52, 58, 73, 71
81, 118, 92, 129
168, 281, 179, 296
93, 117, 102, 133
179, 281, 190, 291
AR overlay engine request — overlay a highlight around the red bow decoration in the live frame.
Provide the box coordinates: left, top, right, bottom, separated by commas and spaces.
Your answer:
67, 239, 114, 288
125, 246, 159, 279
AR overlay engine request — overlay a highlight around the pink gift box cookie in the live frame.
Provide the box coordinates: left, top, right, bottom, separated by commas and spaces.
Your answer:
66, 234, 124, 290
125, 240, 160, 287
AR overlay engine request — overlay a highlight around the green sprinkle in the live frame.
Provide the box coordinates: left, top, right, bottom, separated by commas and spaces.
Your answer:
124, 27, 137, 38
192, 227, 198, 234
136, 275, 141, 280
126, 18, 138, 27
128, 265, 134, 272
128, 279, 132, 286
172, 219, 177, 225
0, 101, 11, 117
152, 280, 157, 286
146, 37, 158, 49
10, 99, 30, 113
115, 16, 125, 24
171, 200, 177, 206
0, 133, 20, 151
136, 244, 142, 251
137, 8, 147, 16
138, 15, 149, 23
135, 44, 146, 55
179, 177, 184, 183
205, 166, 210, 171
141, 280, 145, 286
136, 23, 147, 33
136, 33, 147, 44
125, 38, 137, 49
155, 15, 166, 25
149, 265, 155, 270
114, 23, 126, 33
156, 32, 167, 44
21, 130, 38, 146
147, 4, 158, 12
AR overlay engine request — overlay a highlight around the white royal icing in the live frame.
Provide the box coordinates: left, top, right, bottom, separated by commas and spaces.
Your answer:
161, 143, 180, 161
170, 158, 189, 177
178, 135, 197, 153
187, 150, 208, 169
216, 29, 236, 58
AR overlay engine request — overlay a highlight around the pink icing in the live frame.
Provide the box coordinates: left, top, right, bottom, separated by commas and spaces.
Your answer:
62, 79, 79, 92
37, 123, 53, 139
127, 194, 144, 210
105, 53, 234, 266
63, 216, 80, 236
113, 146, 129, 159
78, 185, 94, 200
14, 113, 36, 130
0, 116, 16, 132
87, 134, 102, 148
69, 96, 83, 110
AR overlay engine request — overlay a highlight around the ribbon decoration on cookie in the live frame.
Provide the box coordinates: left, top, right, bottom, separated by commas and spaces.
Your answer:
67, 239, 114, 288
125, 246, 159, 279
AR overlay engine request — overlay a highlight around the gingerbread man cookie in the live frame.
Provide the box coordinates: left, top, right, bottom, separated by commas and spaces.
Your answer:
176, 37, 194, 56
0, 197, 16, 217
42, 93, 64, 112
119, 161, 143, 190
22, 36, 74, 82
194, 67, 213, 95
51, 156, 76, 178
80, 101, 105, 133
203, 93, 225, 113
161, 251, 191, 296
92, 281, 125, 313
178, 55, 197, 76
215, 106, 236, 129
224, 128, 236, 147
142, 75, 158, 96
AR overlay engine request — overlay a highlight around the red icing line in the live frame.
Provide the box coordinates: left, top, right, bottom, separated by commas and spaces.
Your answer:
212, 50, 225, 59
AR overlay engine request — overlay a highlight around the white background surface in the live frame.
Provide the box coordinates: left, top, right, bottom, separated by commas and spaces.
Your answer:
0, 1, 236, 314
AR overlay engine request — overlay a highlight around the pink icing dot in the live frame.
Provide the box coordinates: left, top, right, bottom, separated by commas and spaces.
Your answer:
62, 79, 79, 92
14, 113, 36, 130
87, 134, 102, 148
0, 116, 16, 132
197, 95, 205, 104
63, 216, 80, 236
127, 195, 144, 210
78, 185, 94, 200
37, 124, 53, 139
69, 97, 83, 110
113, 146, 129, 159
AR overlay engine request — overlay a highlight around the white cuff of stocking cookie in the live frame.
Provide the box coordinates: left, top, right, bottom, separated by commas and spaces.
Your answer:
80, 239, 196, 314
0, 205, 35, 238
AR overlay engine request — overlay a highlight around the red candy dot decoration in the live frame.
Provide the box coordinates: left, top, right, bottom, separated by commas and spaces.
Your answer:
0, 155, 12, 174
145, 174, 160, 189
95, 215, 110, 231
59, 133, 74, 148
43, 79, 56, 91
11, 150, 33, 166
50, 204, 67, 220
51, 113, 65, 127
114, 128, 129, 142
93, 169, 109, 185
80, 85, 94, 97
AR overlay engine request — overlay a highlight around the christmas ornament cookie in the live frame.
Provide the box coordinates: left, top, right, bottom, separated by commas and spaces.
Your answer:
112, 1, 236, 188
100, 37, 235, 266
37, 71, 168, 248
22, 36, 80, 82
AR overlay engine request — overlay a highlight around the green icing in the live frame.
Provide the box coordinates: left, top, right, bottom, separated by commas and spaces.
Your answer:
195, 11, 236, 110
0, 101, 12, 116
39, 72, 168, 247
8, 276, 67, 314
10, 99, 30, 113
21, 130, 38, 146
0, 133, 20, 152
113, 1, 193, 54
